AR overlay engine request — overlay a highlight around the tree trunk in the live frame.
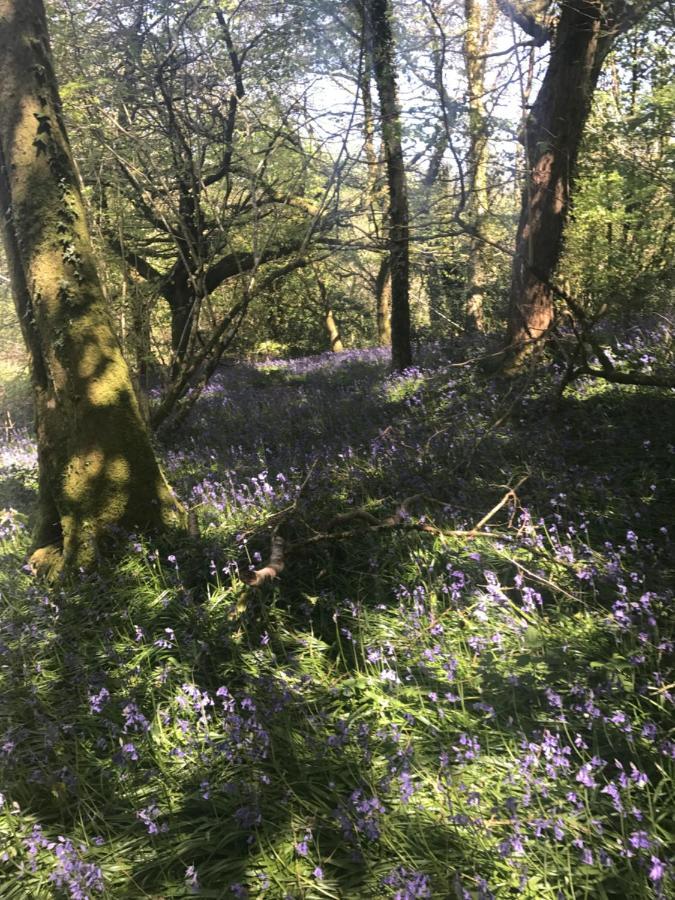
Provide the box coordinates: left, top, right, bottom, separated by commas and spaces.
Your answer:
355, 5, 391, 347
358, 50, 381, 234
0, 0, 185, 575
505, 0, 616, 364
318, 278, 344, 352
325, 309, 344, 352
374, 256, 392, 344
165, 262, 197, 376
366, 0, 412, 370
463, 0, 496, 332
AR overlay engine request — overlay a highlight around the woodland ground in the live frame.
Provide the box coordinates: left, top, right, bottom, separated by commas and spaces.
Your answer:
0, 334, 672, 899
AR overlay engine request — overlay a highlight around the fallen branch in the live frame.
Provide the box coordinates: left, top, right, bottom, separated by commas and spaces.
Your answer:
239, 479, 530, 587
326, 509, 381, 530
239, 520, 507, 588
576, 363, 675, 390
290, 523, 502, 551
240, 531, 285, 586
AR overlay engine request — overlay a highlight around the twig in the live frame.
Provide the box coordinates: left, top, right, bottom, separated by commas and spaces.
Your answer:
327, 509, 381, 529
237, 479, 530, 588
470, 476, 528, 533
505, 556, 578, 602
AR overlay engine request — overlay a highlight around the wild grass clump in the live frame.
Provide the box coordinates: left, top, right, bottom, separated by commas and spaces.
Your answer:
0, 340, 672, 898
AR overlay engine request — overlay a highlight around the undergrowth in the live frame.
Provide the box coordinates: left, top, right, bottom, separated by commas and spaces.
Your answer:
0, 341, 672, 898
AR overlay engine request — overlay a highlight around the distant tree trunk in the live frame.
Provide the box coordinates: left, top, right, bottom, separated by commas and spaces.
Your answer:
129, 287, 152, 386
421, 108, 449, 329
318, 279, 344, 352
504, 0, 627, 365
355, 7, 391, 347
165, 260, 198, 375
325, 309, 344, 352
463, 0, 496, 332
359, 49, 381, 234
365, 0, 412, 370
374, 256, 392, 344
0, 0, 185, 575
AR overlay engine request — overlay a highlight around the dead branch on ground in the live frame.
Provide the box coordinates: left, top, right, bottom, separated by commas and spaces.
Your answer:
240, 479, 528, 587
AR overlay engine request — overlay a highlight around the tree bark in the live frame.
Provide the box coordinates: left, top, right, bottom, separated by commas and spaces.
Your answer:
318, 278, 344, 352
463, 0, 496, 332
354, 1, 391, 347
374, 255, 392, 345
365, 0, 412, 370
0, 0, 185, 575
505, 0, 619, 365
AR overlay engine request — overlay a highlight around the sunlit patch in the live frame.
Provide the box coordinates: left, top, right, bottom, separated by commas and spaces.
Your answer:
85, 351, 128, 406
63, 447, 105, 501
78, 342, 103, 380
105, 455, 130, 485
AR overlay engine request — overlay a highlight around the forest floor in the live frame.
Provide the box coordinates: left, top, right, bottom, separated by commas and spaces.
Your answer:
0, 334, 673, 899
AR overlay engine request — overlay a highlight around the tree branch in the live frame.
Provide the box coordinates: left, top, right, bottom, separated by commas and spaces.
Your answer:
203, 237, 310, 295
496, 0, 551, 45
107, 235, 163, 284
240, 531, 285, 586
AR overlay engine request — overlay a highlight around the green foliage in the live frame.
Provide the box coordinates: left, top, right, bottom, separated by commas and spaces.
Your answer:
563, 24, 675, 322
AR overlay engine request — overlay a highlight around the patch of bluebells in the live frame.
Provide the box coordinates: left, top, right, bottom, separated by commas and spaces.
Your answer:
335, 788, 387, 843
0, 507, 27, 540
136, 803, 168, 835
383, 866, 433, 898
23, 826, 104, 898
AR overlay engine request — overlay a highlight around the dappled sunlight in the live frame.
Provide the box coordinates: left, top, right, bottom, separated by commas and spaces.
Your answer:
105, 455, 130, 486
83, 341, 131, 409
5, 94, 45, 203
0, 0, 672, 892
77, 341, 103, 380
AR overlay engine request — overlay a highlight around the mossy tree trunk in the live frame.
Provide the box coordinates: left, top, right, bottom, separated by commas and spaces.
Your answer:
0, 0, 185, 575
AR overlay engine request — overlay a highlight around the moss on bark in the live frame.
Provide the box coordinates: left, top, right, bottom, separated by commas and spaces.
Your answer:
0, 0, 185, 576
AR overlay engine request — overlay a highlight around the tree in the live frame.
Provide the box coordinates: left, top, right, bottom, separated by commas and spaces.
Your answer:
562, 16, 675, 319
351, 0, 393, 346
362, 0, 412, 370
500, 0, 655, 365
463, 0, 497, 331
0, 0, 185, 574
51, 0, 349, 425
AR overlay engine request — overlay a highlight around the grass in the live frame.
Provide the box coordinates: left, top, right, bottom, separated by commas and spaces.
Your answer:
0, 341, 672, 898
